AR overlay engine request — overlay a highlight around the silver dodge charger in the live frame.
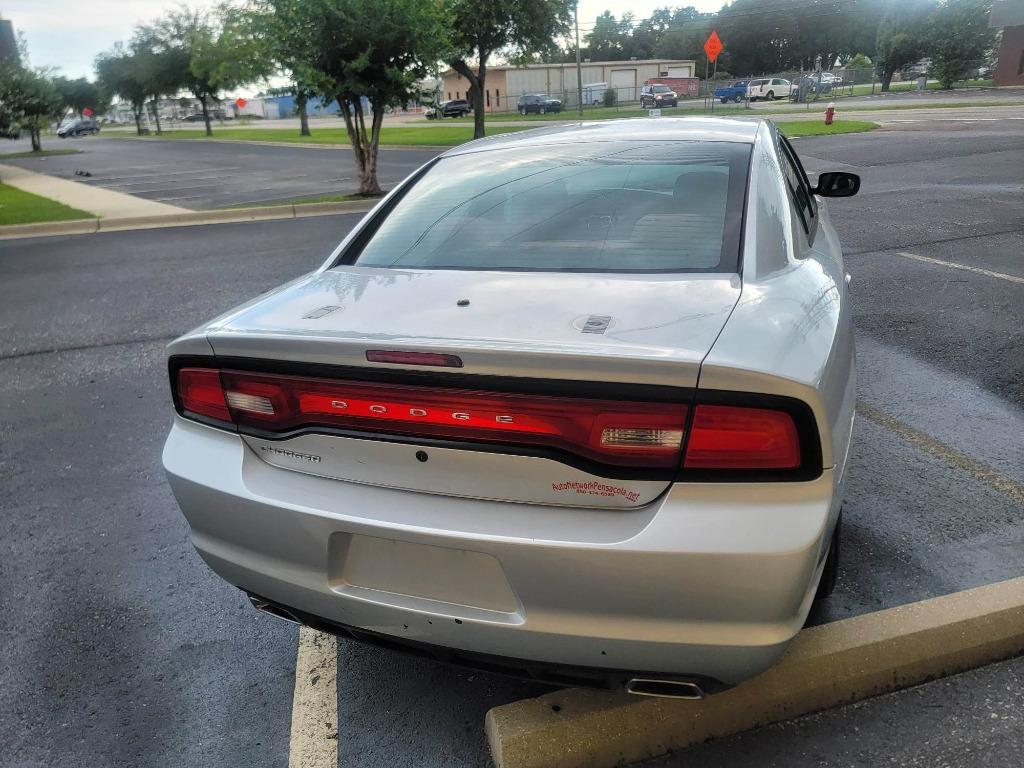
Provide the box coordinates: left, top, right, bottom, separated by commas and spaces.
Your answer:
163, 118, 859, 698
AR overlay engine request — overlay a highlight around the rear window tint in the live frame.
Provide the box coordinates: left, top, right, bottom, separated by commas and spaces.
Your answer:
350, 141, 750, 273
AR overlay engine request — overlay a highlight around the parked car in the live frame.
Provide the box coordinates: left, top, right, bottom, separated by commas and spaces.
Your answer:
425, 99, 471, 119
645, 76, 700, 99
819, 72, 843, 86
715, 80, 750, 103
181, 113, 207, 122
640, 84, 678, 108
57, 118, 100, 137
748, 78, 793, 101
164, 117, 859, 698
517, 94, 562, 115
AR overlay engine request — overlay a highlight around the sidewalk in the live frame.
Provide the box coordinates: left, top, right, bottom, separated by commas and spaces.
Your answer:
0, 162, 188, 218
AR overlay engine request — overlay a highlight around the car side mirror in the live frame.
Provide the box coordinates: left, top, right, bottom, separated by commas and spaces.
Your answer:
812, 171, 860, 197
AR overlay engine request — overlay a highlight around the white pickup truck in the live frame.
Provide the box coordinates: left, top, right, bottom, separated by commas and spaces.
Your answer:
747, 78, 792, 101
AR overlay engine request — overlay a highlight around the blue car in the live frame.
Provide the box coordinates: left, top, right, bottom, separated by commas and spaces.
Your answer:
714, 80, 749, 103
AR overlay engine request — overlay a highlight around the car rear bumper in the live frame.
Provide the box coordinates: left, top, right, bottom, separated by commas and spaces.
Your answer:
163, 417, 839, 687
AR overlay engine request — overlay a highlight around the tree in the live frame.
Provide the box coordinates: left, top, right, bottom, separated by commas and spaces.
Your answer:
448, 0, 572, 139
0, 64, 64, 151
586, 11, 630, 61
875, 0, 936, 91
926, 0, 996, 88
253, 0, 450, 195
95, 43, 149, 134
154, 6, 259, 136
53, 76, 105, 118
131, 26, 191, 135
242, 3, 319, 136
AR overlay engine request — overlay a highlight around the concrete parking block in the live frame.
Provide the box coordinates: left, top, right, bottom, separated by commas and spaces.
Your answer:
485, 576, 1024, 768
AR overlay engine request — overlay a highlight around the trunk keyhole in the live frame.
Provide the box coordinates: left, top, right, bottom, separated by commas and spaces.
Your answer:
415, 451, 429, 462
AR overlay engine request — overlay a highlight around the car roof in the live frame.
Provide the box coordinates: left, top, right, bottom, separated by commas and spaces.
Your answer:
443, 118, 761, 157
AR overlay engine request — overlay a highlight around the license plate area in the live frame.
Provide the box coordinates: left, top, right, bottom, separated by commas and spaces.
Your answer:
328, 533, 523, 622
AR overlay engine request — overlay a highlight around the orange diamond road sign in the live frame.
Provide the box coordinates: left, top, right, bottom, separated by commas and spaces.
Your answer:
704, 30, 723, 63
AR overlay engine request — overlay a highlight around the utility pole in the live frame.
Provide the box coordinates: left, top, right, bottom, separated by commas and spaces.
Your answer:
575, 0, 584, 117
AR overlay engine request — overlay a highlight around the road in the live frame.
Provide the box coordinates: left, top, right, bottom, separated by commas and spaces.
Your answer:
1, 118, 1022, 767
1, 138, 433, 209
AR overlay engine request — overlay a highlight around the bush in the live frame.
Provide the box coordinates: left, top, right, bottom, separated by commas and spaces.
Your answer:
602, 87, 617, 107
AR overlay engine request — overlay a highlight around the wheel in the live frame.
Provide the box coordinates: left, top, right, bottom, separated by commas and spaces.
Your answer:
539, 106, 546, 115
815, 513, 841, 600
720, 98, 728, 104
766, 90, 775, 101
519, 107, 525, 115
733, 94, 743, 103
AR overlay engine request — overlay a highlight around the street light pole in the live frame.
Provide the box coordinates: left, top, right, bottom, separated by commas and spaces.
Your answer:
575, 1, 584, 117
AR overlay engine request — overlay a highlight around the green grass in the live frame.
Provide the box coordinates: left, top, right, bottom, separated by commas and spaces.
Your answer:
0, 148, 82, 159
123, 125, 532, 147
0, 183, 94, 226
776, 119, 878, 137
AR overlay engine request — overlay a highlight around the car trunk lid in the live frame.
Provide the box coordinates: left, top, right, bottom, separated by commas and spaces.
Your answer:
205, 266, 741, 508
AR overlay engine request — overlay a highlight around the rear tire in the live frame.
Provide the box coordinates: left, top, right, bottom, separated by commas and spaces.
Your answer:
766, 91, 775, 101
720, 98, 728, 104
519, 107, 525, 115
733, 94, 743, 103
539, 106, 546, 115
815, 513, 841, 600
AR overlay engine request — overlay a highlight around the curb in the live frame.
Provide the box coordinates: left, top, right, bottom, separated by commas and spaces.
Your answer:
0, 200, 376, 240
485, 575, 1024, 768
109, 135, 452, 152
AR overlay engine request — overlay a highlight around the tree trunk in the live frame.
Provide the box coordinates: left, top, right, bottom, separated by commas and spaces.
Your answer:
30, 125, 42, 152
880, 67, 895, 93
134, 109, 143, 135
200, 97, 212, 136
298, 94, 310, 136
153, 100, 163, 135
339, 95, 383, 196
452, 55, 488, 139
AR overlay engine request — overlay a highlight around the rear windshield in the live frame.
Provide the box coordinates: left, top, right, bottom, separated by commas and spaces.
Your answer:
350, 140, 750, 273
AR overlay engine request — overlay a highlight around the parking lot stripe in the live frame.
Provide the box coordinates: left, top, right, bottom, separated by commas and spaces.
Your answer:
485, 576, 1024, 768
856, 402, 1024, 506
896, 251, 1024, 284
288, 626, 339, 768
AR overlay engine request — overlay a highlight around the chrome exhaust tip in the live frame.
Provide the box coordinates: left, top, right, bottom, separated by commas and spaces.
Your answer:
248, 595, 301, 625
626, 678, 705, 700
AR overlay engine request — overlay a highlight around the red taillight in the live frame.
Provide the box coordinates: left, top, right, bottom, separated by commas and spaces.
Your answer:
172, 365, 811, 475
683, 404, 801, 469
177, 368, 231, 422
212, 370, 687, 468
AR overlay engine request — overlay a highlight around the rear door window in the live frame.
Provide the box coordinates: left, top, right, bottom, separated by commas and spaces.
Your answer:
349, 141, 751, 274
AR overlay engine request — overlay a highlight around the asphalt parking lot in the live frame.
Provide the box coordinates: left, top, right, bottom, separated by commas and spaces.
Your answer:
2, 138, 433, 209
1, 117, 1022, 767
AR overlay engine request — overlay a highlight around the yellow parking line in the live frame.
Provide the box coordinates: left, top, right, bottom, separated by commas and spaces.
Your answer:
896, 251, 1024, 284
856, 402, 1024, 506
289, 626, 339, 768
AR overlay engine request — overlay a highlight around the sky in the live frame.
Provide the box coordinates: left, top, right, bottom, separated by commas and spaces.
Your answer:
3, 0, 724, 83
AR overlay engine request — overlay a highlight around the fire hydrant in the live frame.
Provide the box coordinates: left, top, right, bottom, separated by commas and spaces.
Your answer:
824, 102, 835, 125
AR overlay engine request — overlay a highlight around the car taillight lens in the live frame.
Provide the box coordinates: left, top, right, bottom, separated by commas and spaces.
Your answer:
177, 368, 231, 421
683, 405, 801, 469
174, 367, 688, 468
172, 366, 811, 475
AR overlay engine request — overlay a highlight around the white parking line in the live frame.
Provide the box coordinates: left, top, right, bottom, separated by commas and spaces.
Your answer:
289, 626, 339, 768
895, 251, 1024, 284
